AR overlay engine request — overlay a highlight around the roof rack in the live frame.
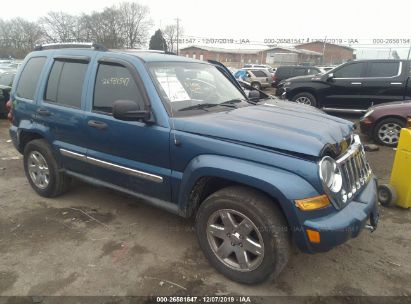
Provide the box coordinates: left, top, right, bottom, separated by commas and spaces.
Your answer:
34, 42, 107, 51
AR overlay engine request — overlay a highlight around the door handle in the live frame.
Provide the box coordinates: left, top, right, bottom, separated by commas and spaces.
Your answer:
351, 82, 362, 85
36, 108, 51, 116
87, 120, 108, 130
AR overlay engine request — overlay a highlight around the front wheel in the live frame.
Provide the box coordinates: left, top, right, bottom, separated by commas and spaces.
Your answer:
373, 118, 404, 146
292, 92, 317, 107
195, 186, 290, 284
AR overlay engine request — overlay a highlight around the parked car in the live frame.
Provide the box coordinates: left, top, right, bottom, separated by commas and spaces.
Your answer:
360, 101, 411, 146
272, 65, 322, 88
8, 43, 378, 284
243, 64, 275, 74
281, 59, 411, 111
0, 70, 16, 117
242, 68, 273, 90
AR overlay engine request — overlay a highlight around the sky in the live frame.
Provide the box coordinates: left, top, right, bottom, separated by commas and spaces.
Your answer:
3, 0, 411, 58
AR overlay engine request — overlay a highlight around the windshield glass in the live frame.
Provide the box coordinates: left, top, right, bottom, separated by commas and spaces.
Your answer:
148, 62, 245, 115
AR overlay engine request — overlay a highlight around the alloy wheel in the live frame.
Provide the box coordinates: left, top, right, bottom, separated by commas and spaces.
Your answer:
295, 96, 312, 105
206, 209, 265, 272
27, 151, 50, 189
378, 122, 402, 145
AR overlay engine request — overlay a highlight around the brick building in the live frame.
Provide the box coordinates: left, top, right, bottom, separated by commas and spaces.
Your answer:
295, 42, 355, 65
179, 46, 267, 68
264, 47, 322, 66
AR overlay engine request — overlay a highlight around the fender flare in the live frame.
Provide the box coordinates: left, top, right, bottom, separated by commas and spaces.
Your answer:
178, 155, 319, 225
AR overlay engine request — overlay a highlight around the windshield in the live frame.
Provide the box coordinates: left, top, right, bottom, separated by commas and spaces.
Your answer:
148, 62, 246, 115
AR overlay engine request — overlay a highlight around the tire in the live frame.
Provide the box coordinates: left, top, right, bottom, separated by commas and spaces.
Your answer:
292, 92, 317, 107
195, 186, 290, 284
251, 82, 261, 90
23, 139, 71, 197
373, 117, 405, 147
378, 184, 397, 207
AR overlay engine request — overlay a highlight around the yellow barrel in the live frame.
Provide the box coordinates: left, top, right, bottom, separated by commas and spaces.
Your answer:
390, 128, 411, 208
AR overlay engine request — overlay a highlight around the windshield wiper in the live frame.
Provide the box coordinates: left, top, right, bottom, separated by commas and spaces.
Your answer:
179, 103, 218, 111
179, 100, 245, 112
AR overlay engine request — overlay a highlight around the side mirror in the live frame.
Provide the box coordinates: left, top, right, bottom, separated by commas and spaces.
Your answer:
248, 90, 260, 102
113, 100, 150, 122
326, 73, 334, 81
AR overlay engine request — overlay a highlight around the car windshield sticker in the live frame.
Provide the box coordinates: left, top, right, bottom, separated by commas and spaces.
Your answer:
157, 76, 190, 102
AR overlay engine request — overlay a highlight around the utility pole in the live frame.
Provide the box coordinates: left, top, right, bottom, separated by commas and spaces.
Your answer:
176, 18, 180, 55
321, 36, 327, 65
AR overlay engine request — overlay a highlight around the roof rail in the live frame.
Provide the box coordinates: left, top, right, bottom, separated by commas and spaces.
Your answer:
113, 49, 176, 55
34, 42, 107, 51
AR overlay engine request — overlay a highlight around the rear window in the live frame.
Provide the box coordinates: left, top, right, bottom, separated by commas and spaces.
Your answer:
16, 57, 47, 100
367, 62, 400, 77
45, 60, 88, 108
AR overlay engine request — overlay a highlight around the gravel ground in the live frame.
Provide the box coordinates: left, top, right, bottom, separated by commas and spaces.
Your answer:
0, 114, 410, 297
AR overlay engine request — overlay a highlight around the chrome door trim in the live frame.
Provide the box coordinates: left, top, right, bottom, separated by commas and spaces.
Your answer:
60, 148, 87, 161
322, 107, 367, 114
59, 148, 163, 183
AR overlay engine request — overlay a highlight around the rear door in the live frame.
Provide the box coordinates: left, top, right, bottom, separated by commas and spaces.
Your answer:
35, 55, 93, 175
84, 57, 171, 201
361, 61, 405, 105
321, 61, 368, 109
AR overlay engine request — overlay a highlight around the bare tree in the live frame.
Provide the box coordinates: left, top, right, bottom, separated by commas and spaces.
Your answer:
40, 11, 79, 42
118, 2, 152, 48
162, 23, 183, 53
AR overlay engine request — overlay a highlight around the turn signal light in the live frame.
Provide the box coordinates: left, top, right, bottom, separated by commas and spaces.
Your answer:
306, 229, 321, 243
295, 195, 330, 211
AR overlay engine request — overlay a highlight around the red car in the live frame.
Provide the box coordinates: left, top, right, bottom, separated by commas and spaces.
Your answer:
360, 101, 411, 146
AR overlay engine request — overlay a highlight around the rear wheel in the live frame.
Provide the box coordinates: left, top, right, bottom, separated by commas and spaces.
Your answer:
195, 186, 290, 284
292, 92, 317, 107
24, 139, 71, 197
373, 118, 404, 146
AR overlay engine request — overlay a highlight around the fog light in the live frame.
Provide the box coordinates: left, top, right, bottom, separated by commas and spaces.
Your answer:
306, 229, 320, 243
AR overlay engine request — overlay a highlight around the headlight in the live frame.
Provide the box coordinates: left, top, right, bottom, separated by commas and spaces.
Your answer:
319, 156, 343, 193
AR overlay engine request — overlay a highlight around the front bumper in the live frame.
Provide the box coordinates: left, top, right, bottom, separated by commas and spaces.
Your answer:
300, 177, 379, 253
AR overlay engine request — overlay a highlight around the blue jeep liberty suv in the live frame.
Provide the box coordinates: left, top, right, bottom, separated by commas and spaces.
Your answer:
7, 43, 379, 284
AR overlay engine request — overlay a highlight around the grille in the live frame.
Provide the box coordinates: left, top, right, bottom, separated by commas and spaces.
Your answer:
336, 136, 372, 204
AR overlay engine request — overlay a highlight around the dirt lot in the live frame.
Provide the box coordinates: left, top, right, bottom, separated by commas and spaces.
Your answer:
0, 115, 410, 297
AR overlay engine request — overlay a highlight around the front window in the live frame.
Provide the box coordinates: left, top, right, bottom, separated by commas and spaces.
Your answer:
148, 62, 246, 116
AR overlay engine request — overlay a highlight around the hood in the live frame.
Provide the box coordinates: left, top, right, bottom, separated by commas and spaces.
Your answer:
371, 100, 411, 111
173, 100, 354, 157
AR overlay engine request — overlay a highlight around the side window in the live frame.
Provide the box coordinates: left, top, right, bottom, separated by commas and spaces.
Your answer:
16, 57, 47, 100
307, 68, 320, 75
367, 62, 400, 77
333, 62, 366, 78
45, 60, 88, 108
93, 63, 144, 114
251, 70, 266, 77
293, 68, 306, 76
